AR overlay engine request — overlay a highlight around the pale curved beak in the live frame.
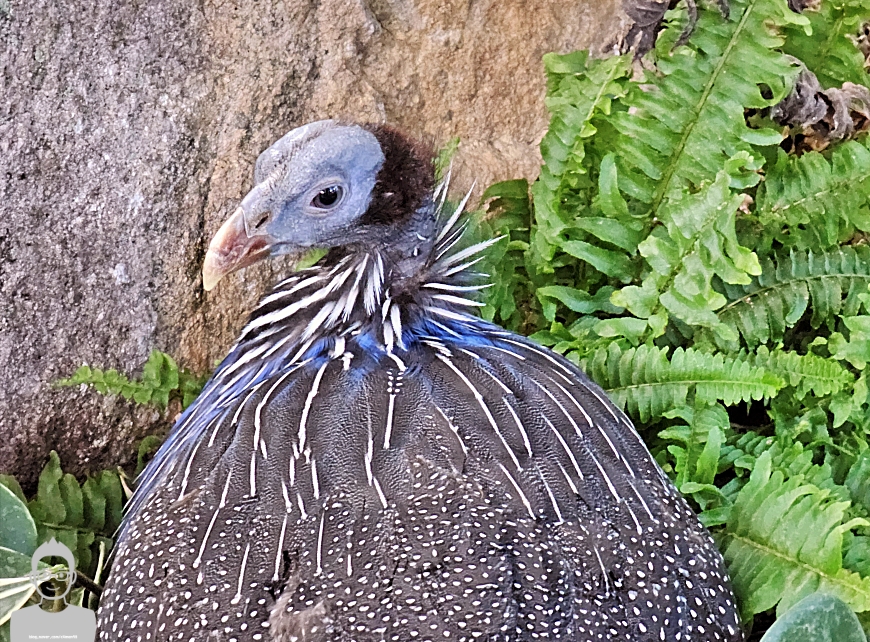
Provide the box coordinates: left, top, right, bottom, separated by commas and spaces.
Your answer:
202, 207, 273, 291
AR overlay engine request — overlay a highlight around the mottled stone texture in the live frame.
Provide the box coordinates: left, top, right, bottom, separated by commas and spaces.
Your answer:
0, 0, 624, 487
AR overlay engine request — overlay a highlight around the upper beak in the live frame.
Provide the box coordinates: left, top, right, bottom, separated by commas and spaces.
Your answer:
202, 207, 273, 291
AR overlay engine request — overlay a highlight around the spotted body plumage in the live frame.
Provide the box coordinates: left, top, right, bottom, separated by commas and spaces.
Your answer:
97, 121, 743, 642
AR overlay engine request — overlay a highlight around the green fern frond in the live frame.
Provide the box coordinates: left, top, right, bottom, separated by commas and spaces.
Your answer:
476, 180, 542, 331
708, 433, 858, 528
56, 349, 206, 410
749, 347, 855, 400
753, 140, 870, 252
659, 403, 729, 514
845, 451, 870, 516
718, 430, 768, 478
583, 343, 783, 423
532, 51, 632, 262
721, 451, 870, 618
782, 0, 870, 89
609, 164, 761, 340
714, 246, 870, 347
16, 452, 123, 576
612, 0, 806, 207
844, 534, 870, 581
720, 431, 812, 480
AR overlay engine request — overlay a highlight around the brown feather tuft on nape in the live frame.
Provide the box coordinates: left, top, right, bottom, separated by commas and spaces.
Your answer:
360, 124, 435, 226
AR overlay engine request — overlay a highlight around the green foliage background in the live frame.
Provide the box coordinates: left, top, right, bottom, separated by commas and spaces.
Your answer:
476, 0, 870, 636
4, 1, 870, 639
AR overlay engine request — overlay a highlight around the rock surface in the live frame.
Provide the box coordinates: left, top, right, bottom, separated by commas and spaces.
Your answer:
0, 0, 625, 487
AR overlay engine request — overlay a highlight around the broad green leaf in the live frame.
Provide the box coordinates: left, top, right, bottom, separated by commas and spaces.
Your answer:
759, 593, 867, 642
536, 286, 620, 320
97, 472, 123, 535
81, 478, 107, 533
560, 240, 633, 280
597, 154, 629, 220
0, 478, 24, 505
594, 317, 648, 343
58, 474, 83, 528
0, 487, 36, 557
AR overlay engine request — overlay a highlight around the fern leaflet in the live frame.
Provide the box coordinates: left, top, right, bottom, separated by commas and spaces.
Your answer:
753, 140, 870, 252
714, 246, 870, 347
721, 451, 870, 618
748, 347, 855, 400
612, 0, 806, 208
583, 343, 783, 423
531, 51, 631, 263
56, 349, 206, 410
782, 0, 870, 89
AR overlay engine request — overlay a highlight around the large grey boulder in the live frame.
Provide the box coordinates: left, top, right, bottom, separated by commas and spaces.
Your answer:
0, 0, 624, 487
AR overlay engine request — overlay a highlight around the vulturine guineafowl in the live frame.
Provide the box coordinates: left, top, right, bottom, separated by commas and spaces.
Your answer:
97, 120, 744, 642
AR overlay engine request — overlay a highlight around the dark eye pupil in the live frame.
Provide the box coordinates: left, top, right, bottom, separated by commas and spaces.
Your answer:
313, 186, 342, 208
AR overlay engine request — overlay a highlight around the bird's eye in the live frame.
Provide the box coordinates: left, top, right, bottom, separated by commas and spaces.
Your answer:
311, 185, 344, 209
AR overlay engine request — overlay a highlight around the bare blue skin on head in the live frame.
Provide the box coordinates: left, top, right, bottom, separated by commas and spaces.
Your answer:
242, 120, 386, 251
201, 121, 390, 291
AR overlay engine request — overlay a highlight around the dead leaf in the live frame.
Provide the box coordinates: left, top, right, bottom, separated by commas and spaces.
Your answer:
772, 66, 870, 151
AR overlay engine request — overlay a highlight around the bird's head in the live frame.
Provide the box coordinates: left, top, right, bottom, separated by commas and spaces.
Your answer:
202, 120, 434, 291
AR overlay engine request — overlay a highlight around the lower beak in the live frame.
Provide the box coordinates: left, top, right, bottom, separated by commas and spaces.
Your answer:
202, 207, 273, 291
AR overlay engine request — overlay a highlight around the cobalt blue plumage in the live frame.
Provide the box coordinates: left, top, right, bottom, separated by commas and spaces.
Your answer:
97, 121, 744, 642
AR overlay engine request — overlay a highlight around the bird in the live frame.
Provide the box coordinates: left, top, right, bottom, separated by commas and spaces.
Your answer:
96, 120, 744, 642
